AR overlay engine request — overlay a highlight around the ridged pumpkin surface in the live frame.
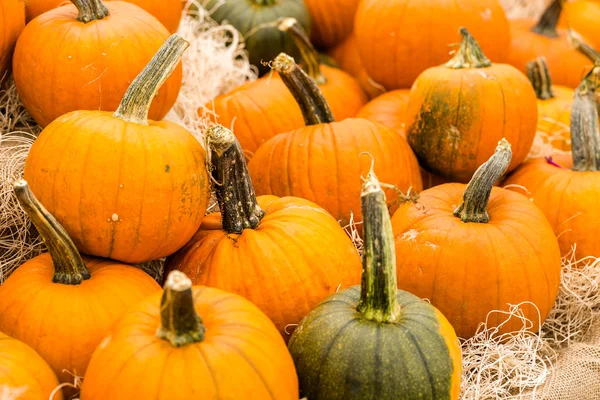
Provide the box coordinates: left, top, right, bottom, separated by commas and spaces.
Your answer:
356, 89, 411, 134
304, 0, 359, 48
0, 0, 25, 82
562, 0, 600, 50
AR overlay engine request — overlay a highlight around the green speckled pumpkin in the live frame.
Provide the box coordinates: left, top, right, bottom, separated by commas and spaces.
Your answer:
204, 0, 310, 75
288, 168, 462, 400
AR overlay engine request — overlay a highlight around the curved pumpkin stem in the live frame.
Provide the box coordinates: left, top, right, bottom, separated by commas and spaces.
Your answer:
571, 66, 600, 171
356, 168, 400, 323
445, 28, 492, 69
570, 31, 600, 64
206, 126, 265, 234
13, 180, 90, 285
272, 53, 335, 126
114, 34, 189, 125
527, 57, 555, 100
453, 139, 512, 223
277, 18, 327, 85
71, 0, 109, 23
156, 271, 205, 347
531, 0, 561, 38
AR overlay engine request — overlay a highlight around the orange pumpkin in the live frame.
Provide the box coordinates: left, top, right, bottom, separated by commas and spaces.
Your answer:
406, 28, 538, 183
23, 35, 209, 264
13, 0, 181, 127
392, 140, 561, 338
304, 0, 359, 48
354, 0, 510, 90
0, 331, 62, 400
562, 0, 600, 50
248, 54, 423, 228
0, 180, 160, 386
356, 89, 411, 134
165, 126, 362, 338
207, 19, 366, 156
0, 0, 25, 82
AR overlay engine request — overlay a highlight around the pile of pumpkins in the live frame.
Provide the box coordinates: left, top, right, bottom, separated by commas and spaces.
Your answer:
1, 0, 600, 399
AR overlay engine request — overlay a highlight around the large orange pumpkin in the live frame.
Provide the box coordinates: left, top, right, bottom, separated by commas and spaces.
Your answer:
0, 0, 25, 82
23, 35, 209, 263
392, 140, 562, 338
406, 28, 538, 183
354, 0, 510, 90
562, 0, 600, 50
13, 0, 181, 127
0, 180, 160, 386
165, 126, 362, 339
356, 89, 411, 134
248, 53, 422, 227
81, 271, 298, 399
304, 0, 359, 49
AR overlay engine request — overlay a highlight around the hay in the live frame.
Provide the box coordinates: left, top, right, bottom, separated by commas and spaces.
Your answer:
0, 386, 27, 400
500, 0, 550, 19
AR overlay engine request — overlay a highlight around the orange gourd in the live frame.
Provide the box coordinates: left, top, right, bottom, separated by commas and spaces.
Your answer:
392, 140, 561, 338
0, 181, 160, 386
304, 0, 359, 48
23, 35, 209, 264
356, 89, 411, 134
562, 0, 600, 50
406, 28, 537, 183
0, 0, 25, 82
13, 0, 181, 127
165, 126, 362, 338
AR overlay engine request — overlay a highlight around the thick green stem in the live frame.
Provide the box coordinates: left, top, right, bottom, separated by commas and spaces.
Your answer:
207, 126, 264, 234
156, 271, 205, 347
531, 0, 561, 38
527, 57, 555, 100
356, 169, 400, 323
71, 0, 109, 23
571, 66, 600, 171
13, 180, 90, 285
272, 53, 335, 126
276, 18, 326, 85
454, 139, 512, 223
445, 27, 492, 69
114, 34, 189, 125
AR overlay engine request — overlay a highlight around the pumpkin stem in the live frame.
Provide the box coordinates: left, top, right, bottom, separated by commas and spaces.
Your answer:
114, 34, 188, 125
276, 18, 327, 85
271, 53, 335, 126
71, 0, 109, 23
570, 31, 600, 63
156, 271, 205, 347
571, 66, 600, 171
527, 57, 555, 100
356, 168, 400, 323
251, 0, 277, 5
13, 180, 90, 285
531, 0, 561, 38
453, 139, 512, 223
207, 126, 265, 234
445, 27, 492, 69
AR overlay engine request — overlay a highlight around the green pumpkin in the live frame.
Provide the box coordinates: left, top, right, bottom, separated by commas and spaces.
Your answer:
288, 167, 463, 400
204, 0, 311, 75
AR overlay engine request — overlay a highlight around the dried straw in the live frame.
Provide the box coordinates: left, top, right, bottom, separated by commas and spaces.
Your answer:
0, 386, 27, 400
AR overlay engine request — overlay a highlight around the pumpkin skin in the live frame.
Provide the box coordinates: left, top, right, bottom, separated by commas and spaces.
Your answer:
304, 0, 359, 49
0, 332, 62, 400
0, 0, 25, 82
562, 0, 600, 50
356, 89, 411, 134
13, 1, 181, 128
354, 0, 511, 89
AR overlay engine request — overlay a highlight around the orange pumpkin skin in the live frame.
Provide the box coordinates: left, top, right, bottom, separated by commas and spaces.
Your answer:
166, 195, 362, 338
248, 118, 423, 227
0, 0, 25, 82
23, 111, 210, 263
391, 184, 561, 338
81, 285, 298, 400
13, 2, 181, 127
562, 1, 600, 50
354, 0, 510, 89
356, 89, 411, 134
207, 66, 367, 155
0, 332, 62, 400
0, 254, 160, 383
304, 0, 359, 48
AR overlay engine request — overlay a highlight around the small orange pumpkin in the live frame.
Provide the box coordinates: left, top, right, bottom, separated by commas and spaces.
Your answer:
0, 0, 25, 82
356, 89, 411, 134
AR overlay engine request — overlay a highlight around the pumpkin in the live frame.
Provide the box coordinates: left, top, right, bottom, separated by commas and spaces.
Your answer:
207, 18, 367, 156
248, 53, 422, 227
81, 270, 299, 399
13, 0, 181, 128
354, 0, 510, 90
392, 139, 561, 338
203, 0, 310, 75
0, 331, 62, 400
23, 35, 209, 264
406, 28, 538, 183
504, 66, 600, 260
356, 89, 411, 134
0, 180, 160, 386
288, 167, 462, 400
562, 0, 600, 50
0, 0, 25, 83
165, 126, 362, 338
303, 0, 359, 49
508, 0, 592, 89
